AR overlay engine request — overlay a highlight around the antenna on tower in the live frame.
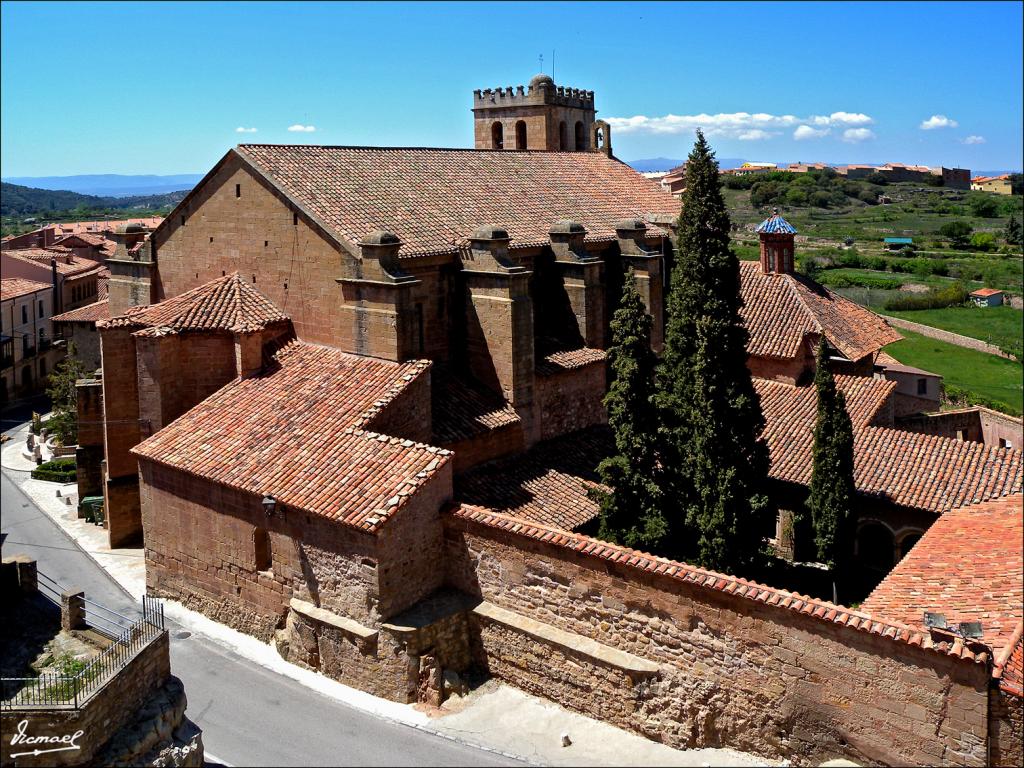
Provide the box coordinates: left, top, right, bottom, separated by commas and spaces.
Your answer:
538, 53, 544, 73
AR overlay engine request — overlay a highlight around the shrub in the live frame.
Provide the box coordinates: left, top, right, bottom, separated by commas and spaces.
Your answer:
857, 189, 878, 205
883, 281, 970, 311
970, 232, 996, 252
968, 194, 999, 218
939, 220, 973, 246
819, 272, 903, 290
31, 458, 77, 483
809, 190, 832, 208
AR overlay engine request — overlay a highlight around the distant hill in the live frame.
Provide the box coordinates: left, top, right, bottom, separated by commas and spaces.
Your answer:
2, 173, 203, 197
1, 182, 188, 217
627, 157, 747, 173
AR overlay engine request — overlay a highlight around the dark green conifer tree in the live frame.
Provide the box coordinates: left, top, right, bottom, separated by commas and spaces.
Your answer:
806, 337, 856, 569
595, 268, 666, 549
656, 130, 771, 572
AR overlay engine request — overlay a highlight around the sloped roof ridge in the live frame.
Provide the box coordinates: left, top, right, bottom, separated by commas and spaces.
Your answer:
101, 271, 289, 333
237, 143, 610, 154
450, 504, 990, 664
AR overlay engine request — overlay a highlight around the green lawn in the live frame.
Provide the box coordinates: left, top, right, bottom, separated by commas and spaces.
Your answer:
885, 305, 1023, 357
884, 329, 1023, 415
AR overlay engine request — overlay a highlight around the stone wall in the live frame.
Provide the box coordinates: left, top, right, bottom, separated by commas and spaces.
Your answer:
442, 515, 992, 766
989, 685, 1023, 767
747, 351, 812, 386
535, 361, 607, 441
363, 366, 433, 445
64, 324, 101, 372
140, 452, 453, 638
883, 315, 1015, 360
897, 406, 1023, 450
445, 421, 524, 475
153, 156, 354, 351
375, 465, 453, 619
140, 460, 378, 640
0, 631, 171, 767
135, 332, 238, 437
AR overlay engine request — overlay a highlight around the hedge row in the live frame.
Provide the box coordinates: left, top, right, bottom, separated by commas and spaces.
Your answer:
31, 458, 77, 483
882, 282, 970, 311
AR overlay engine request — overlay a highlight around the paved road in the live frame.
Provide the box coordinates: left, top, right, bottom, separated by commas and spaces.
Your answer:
1, 469, 519, 767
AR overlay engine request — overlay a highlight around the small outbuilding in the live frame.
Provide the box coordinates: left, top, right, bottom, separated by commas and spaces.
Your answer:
883, 237, 913, 251
970, 287, 1005, 307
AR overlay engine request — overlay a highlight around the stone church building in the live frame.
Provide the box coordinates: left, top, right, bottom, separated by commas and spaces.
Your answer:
78, 74, 1022, 766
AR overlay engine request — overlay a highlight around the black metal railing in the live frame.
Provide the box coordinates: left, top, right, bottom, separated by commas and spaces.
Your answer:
1, 580, 164, 710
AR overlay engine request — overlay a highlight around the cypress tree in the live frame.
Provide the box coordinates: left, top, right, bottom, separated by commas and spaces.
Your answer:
806, 337, 856, 569
1005, 215, 1022, 247
595, 268, 666, 549
656, 130, 771, 572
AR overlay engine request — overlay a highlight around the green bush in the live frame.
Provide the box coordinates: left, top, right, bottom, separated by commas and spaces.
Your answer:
31, 458, 77, 483
969, 232, 996, 252
968, 194, 999, 218
819, 272, 903, 290
883, 282, 970, 311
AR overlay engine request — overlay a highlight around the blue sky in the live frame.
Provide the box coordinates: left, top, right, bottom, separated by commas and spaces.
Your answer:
1, 1, 1021, 176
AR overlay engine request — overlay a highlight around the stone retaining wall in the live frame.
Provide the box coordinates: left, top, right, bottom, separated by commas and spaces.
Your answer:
443, 515, 992, 767
883, 315, 1015, 359
0, 631, 171, 767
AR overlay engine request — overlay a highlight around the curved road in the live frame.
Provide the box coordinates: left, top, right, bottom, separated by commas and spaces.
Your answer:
2, 420, 519, 767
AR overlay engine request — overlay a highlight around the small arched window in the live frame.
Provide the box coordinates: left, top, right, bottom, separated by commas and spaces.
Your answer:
559, 121, 568, 151
491, 122, 504, 150
595, 126, 605, 149
574, 121, 585, 151
515, 120, 527, 150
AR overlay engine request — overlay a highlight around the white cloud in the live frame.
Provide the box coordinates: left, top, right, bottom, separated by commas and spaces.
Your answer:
962, 135, 986, 145
842, 128, 876, 143
287, 124, 316, 133
235, 126, 258, 133
920, 115, 958, 130
793, 125, 830, 140
604, 110, 874, 140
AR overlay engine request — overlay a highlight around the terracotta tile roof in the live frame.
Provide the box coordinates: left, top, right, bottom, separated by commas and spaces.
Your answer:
430, 366, 520, 445
233, 145, 682, 258
100, 272, 289, 334
861, 495, 1023, 659
133, 341, 449, 533
456, 426, 609, 529
52, 299, 110, 324
2, 248, 106, 277
970, 287, 1003, 297
997, 632, 1023, 696
52, 218, 163, 235
449, 504, 990, 665
1, 278, 51, 302
740, 261, 903, 361
757, 377, 1024, 512
536, 347, 607, 377
54, 233, 106, 248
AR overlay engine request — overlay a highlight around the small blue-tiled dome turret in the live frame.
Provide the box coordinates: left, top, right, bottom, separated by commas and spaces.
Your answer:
755, 209, 797, 235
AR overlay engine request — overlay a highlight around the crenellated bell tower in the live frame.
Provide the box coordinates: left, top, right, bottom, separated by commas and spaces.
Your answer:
472, 73, 611, 155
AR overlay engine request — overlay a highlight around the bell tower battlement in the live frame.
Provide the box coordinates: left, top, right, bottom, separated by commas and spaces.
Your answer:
473, 73, 610, 155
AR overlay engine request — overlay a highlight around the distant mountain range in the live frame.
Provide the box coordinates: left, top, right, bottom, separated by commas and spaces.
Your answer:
1, 174, 203, 197
628, 157, 746, 173
1, 182, 188, 217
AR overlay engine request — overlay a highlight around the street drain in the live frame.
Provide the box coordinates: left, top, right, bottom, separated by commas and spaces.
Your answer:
174, 631, 192, 640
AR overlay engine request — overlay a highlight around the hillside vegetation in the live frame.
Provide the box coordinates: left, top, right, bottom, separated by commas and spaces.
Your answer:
1, 182, 188, 216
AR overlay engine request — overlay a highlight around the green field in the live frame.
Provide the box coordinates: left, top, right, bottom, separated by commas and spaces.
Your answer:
884, 329, 1023, 415
885, 306, 1023, 357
